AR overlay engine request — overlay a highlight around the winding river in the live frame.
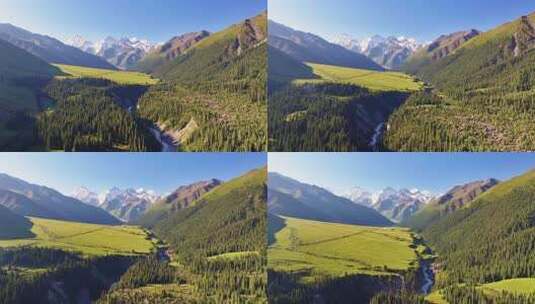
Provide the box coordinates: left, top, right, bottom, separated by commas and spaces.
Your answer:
148, 126, 177, 152
421, 262, 435, 294
369, 123, 385, 151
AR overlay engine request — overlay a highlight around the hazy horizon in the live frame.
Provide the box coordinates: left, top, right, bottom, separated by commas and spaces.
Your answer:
269, 0, 535, 43
269, 153, 535, 195
0, 0, 266, 43
0, 153, 266, 196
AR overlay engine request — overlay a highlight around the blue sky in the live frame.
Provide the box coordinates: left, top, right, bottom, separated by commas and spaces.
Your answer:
269, 0, 535, 42
0, 153, 266, 195
0, 0, 266, 42
269, 153, 535, 195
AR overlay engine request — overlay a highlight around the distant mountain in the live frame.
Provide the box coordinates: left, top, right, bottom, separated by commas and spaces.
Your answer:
268, 173, 392, 227
96, 187, 159, 222
0, 23, 116, 69
404, 178, 499, 230
371, 187, 434, 222
136, 179, 222, 228
402, 29, 480, 74
68, 35, 157, 70
0, 38, 59, 79
268, 20, 384, 71
341, 186, 374, 207
151, 168, 266, 258
136, 31, 210, 73
332, 34, 421, 69
71, 186, 100, 206
342, 186, 434, 223
0, 204, 34, 239
0, 173, 120, 225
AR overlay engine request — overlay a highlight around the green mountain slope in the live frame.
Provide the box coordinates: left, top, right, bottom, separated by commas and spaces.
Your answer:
386, 12, 535, 151
402, 29, 480, 75
137, 12, 267, 151
404, 179, 498, 231
268, 172, 393, 226
0, 39, 60, 150
153, 168, 266, 258
268, 45, 317, 90
423, 169, 535, 288
135, 31, 210, 74
136, 179, 222, 228
0, 205, 34, 239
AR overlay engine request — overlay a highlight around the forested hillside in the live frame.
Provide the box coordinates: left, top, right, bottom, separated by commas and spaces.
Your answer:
386, 13, 535, 151
268, 28, 421, 152
421, 170, 535, 302
102, 168, 268, 303
0, 205, 34, 239
37, 78, 160, 152
0, 39, 60, 150
137, 12, 267, 152
269, 82, 408, 151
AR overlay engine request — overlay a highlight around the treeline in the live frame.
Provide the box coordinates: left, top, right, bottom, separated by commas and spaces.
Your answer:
268, 268, 423, 304
442, 285, 535, 304
421, 171, 535, 291
387, 33, 535, 151
370, 291, 428, 304
138, 43, 267, 152
98, 170, 268, 303
0, 247, 137, 304
37, 78, 160, 151
269, 82, 408, 151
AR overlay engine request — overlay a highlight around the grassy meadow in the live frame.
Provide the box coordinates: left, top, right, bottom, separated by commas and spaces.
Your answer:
268, 217, 421, 283
54, 64, 158, 85
294, 63, 424, 92
0, 217, 155, 256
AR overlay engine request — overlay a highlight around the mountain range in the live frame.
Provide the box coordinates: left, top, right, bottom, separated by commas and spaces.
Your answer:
268, 20, 384, 71
268, 172, 392, 227
67, 35, 157, 70
404, 178, 499, 230
342, 186, 434, 222
331, 34, 422, 70
72, 187, 161, 222
0, 173, 119, 225
0, 23, 115, 69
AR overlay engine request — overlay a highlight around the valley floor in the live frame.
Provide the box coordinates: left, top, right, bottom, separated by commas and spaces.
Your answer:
268, 216, 433, 303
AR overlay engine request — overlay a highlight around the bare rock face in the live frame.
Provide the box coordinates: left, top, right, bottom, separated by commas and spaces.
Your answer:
511, 16, 535, 57
160, 179, 223, 211
159, 31, 210, 60
427, 29, 481, 61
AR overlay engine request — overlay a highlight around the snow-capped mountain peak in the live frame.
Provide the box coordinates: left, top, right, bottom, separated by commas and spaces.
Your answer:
71, 186, 100, 206
66, 35, 157, 70
342, 186, 435, 223
330, 34, 423, 69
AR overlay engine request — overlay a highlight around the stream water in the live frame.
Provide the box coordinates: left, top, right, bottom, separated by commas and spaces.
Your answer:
148, 126, 177, 152
369, 123, 385, 151
421, 262, 435, 294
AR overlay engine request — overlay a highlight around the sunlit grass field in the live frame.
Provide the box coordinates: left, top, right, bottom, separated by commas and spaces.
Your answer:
294, 62, 424, 92
425, 278, 535, 303
0, 217, 155, 256
268, 217, 419, 283
54, 64, 159, 85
